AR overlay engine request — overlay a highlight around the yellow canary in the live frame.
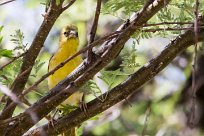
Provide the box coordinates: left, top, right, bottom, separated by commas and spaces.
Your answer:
48, 25, 83, 136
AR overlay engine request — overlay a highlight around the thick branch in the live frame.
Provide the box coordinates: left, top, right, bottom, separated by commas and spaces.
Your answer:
189, 0, 200, 128
2, 0, 171, 135
0, 0, 76, 134
28, 19, 204, 136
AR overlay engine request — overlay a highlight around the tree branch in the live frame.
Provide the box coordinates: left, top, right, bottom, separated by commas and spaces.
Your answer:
0, 0, 16, 6
189, 0, 200, 128
143, 26, 204, 32
143, 21, 195, 27
1, 0, 171, 135
61, 0, 76, 12
87, 0, 102, 61
0, 0, 76, 134
27, 17, 204, 136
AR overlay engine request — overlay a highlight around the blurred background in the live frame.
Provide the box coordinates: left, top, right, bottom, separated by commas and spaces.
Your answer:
0, 0, 204, 136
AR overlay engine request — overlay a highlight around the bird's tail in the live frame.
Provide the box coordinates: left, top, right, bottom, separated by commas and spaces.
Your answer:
62, 127, 76, 136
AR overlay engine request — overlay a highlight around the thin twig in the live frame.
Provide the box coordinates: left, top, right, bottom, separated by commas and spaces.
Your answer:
87, 0, 102, 61
0, 51, 27, 71
0, 114, 24, 127
0, 1, 77, 134
61, 0, 76, 12
143, 26, 204, 32
189, 0, 200, 128
141, 106, 151, 136
143, 22, 194, 27
0, 0, 16, 6
14, 66, 32, 80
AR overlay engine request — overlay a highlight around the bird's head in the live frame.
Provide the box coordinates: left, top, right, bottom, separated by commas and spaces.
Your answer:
60, 24, 79, 41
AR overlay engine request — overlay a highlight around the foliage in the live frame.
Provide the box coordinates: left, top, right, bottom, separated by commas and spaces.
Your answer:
30, 59, 45, 78
0, 29, 45, 86
82, 41, 140, 103
0, 26, 13, 58
0, 29, 26, 86
58, 104, 78, 115
0, 49, 13, 58
82, 79, 105, 100
121, 41, 140, 74
102, 0, 144, 17
10, 29, 27, 52
103, 0, 204, 39
0, 59, 22, 86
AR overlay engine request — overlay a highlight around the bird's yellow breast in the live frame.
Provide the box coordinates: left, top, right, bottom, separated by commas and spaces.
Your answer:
48, 38, 83, 106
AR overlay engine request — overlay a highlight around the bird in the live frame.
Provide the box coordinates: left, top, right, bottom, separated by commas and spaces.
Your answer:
48, 24, 83, 136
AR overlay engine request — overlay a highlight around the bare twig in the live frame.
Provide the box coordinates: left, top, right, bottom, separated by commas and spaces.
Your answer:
0, 114, 24, 127
141, 105, 151, 136
87, 0, 102, 61
0, 0, 16, 6
143, 22, 194, 27
143, 26, 204, 32
61, 0, 76, 12
0, 0, 76, 134
189, 0, 200, 128
14, 66, 32, 81
0, 51, 27, 71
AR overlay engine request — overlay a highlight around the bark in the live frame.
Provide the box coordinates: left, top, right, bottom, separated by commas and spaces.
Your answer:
0, 0, 76, 135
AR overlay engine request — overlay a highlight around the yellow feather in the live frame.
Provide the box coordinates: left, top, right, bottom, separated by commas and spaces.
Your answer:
48, 25, 83, 106
48, 25, 82, 136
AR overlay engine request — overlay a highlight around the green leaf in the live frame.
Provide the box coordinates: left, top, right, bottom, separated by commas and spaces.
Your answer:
99, 69, 128, 89
102, 0, 144, 16
10, 29, 27, 52
36, 62, 45, 73
0, 49, 13, 58
58, 104, 78, 115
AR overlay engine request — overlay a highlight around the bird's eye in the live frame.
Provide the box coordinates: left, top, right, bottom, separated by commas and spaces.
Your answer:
64, 31, 68, 36
76, 32, 78, 37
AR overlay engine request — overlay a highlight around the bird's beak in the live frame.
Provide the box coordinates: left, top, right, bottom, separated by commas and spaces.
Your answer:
68, 30, 78, 38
